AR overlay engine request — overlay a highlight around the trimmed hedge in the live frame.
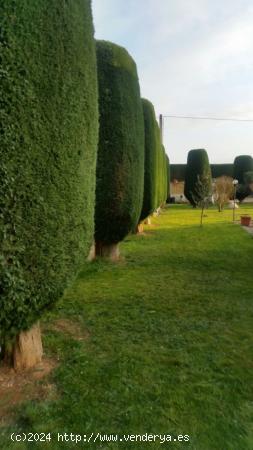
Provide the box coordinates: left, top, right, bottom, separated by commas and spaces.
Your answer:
0, 1, 98, 341
211, 164, 234, 178
95, 40, 144, 244
234, 156, 253, 201
161, 145, 168, 205
166, 154, 170, 201
154, 122, 164, 208
139, 99, 157, 221
170, 164, 186, 181
171, 164, 233, 181
184, 149, 212, 206
154, 139, 167, 209
233, 155, 253, 183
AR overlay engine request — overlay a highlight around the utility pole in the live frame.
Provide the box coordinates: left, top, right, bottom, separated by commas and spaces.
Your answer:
159, 114, 163, 144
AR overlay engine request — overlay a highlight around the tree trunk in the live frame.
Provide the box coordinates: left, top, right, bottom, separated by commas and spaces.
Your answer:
87, 242, 95, 261
2, 342, 13, 366
13, 322, 43, 371
95, 241, 120, 261
200, 207, 204, 226
135, 223, 144, 234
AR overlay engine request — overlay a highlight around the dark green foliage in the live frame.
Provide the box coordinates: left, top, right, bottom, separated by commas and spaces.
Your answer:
154, 123, 161, 208
161, 146, 168, 205
0, 1, 98, 341
243, 171, 253, 185
153, 123, 166, 209
184, 149, 212, 206
166, 154, 170, 201
236, 170, 253, 202
171, 164, 233, 181
233, 156, 253, 201
95, 40, 144, 244
139, 99, 157, 221
170, 164, 186, 181
233, 155, 253, 183
136, 112, 168, 214
211, 164, 234, 178
236, 184, 252, 202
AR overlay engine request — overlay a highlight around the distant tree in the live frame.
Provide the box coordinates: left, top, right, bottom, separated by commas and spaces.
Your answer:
236, 185, 251, 202
233, 155, 253, 184
243, 171, 253, 191
213, 176, 234, 212
236, 170, 253, 202
184, 149, 212, 207
192, 175, 212, 226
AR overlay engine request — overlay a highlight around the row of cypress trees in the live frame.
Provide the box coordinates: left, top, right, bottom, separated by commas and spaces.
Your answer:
95, 42, 168, 256
0, 3, 169, 369
172, 158, 253, 183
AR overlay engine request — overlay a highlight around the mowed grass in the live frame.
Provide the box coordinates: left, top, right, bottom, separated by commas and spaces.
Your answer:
1, 204, 253, 449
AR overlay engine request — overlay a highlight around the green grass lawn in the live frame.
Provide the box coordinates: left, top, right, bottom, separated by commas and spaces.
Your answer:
1, 204, 253, 449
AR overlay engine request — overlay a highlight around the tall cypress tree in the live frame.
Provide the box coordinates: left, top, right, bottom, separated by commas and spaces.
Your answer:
161, 146, 168, 206
0, 0, 98, 369
155, 141, 167, 209
139, 99, 157, 222
184, 149, 212, 207
166, 154, 171, 202
95, 40, 144, 259
154, 121, 162, 209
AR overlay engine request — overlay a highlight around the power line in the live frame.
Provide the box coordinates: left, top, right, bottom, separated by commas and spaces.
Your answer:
162, 114, 253, 122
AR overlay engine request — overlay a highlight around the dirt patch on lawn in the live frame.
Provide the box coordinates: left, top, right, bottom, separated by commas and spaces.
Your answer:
0, 358, 57, 426
48, 318, 90, 341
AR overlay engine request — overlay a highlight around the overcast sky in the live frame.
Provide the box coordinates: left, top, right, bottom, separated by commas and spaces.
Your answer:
92, 0, 253, 164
